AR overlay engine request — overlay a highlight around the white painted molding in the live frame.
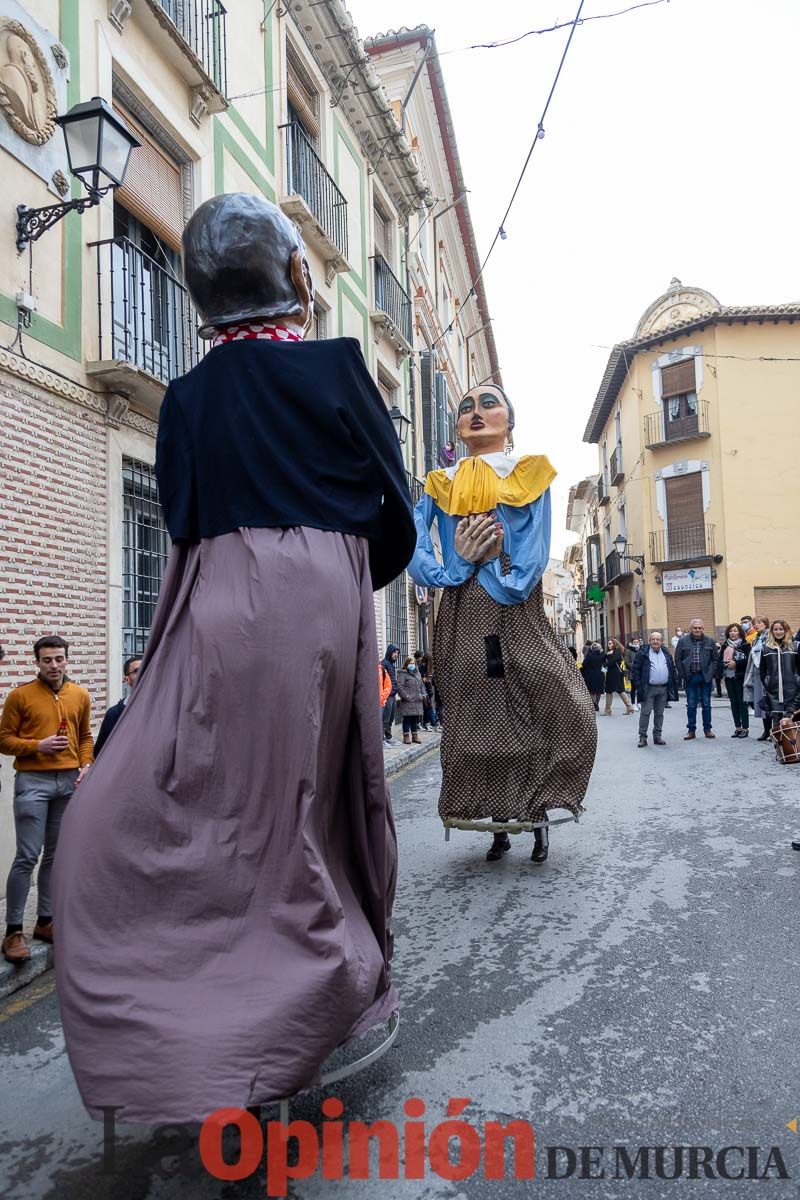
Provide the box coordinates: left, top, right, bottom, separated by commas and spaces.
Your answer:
655, 459, 710, 521
651, 344, 704, 402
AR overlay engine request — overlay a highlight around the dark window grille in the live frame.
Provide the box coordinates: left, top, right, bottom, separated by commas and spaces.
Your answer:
159, 0, 228, 94
313, 304, 328, 340
644, 398, 710, 447
384, 572, 408, 660
373, 253, 412, 345
90, 235, 204, 385
284, 121, 348, 260
649, 523, 715, 564
122, 458, 170, 660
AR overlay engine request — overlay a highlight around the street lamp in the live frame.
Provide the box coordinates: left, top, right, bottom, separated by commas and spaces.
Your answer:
16, 97, 140, 252
389, 403, 411, 446
613, 533, 645, 576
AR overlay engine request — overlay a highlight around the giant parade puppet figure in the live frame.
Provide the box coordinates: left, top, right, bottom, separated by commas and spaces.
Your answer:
53, 194, 416, 1124
409, 384, 597, 862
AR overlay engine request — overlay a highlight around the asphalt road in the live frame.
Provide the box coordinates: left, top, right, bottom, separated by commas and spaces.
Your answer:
1, 697, 799, 1199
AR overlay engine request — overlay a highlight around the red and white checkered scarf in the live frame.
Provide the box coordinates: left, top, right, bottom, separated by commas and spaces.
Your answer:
211, 322, 302, 347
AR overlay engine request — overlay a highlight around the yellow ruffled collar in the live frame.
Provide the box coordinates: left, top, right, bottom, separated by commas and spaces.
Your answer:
424, 454, 556, 516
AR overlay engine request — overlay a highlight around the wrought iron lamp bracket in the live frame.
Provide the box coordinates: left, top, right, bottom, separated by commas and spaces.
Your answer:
16, 185, 112, 253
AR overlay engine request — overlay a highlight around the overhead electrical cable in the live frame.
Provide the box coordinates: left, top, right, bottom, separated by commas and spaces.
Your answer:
432, 0, 588, 350
440, 0, 671, 55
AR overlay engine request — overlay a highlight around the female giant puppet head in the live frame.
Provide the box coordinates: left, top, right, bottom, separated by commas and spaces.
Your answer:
456, 384, 516, 456
182, 192, 316, 339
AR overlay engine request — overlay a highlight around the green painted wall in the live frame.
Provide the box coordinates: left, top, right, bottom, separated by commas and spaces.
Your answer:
0, 0, 82, 360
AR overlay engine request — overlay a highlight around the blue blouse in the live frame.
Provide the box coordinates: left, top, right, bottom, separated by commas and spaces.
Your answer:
408, 489, 552, 607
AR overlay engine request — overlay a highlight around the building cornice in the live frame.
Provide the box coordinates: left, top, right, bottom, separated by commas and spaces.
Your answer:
583, 303, 800, 444
365, 25, 502, 388
0, 348, 158, 438
286, 2, 433, 217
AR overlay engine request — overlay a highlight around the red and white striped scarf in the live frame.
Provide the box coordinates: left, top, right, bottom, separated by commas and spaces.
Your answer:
211, 322, 302, 347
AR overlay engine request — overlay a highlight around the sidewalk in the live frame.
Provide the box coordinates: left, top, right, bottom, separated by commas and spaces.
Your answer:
0, 729, 441, 1000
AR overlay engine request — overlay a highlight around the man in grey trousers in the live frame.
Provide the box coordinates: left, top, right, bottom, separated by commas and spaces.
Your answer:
0, 636, 93, 963
631, 631, 679, 747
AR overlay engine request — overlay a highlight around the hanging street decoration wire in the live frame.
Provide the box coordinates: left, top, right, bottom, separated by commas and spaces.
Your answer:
433, 0, 588, 349
440, 0, 671, 55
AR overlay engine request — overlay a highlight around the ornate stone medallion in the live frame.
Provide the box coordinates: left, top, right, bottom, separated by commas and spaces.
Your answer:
0, 17, 57, 145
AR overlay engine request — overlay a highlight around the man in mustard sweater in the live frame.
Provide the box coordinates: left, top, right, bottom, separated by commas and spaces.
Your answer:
0, 636, 93, 963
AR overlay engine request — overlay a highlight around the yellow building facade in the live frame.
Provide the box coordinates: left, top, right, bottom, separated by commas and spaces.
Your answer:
577, 280, 800, 643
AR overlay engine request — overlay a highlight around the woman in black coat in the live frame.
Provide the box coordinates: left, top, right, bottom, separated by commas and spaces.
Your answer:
602, 638, 633, 715
759, 619, 799, 729
580, 642, 605, 712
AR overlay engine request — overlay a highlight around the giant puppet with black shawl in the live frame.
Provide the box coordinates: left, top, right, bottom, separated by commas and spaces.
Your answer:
410, 385, 597, 862
53, 194, 415, 1124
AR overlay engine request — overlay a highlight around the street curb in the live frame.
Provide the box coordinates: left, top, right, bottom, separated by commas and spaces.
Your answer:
384, 734, 440, 779
0, 941, 53, 1000
0, 740, 441, 1003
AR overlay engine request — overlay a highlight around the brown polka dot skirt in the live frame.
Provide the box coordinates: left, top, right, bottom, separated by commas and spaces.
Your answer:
433, 576, 597, 823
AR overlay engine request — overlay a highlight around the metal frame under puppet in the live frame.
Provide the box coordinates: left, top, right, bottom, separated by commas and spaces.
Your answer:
409, 384, 597, 864
53, 193, 415, 1124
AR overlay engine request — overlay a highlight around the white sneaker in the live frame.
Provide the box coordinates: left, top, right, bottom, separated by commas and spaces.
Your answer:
634, 703, 640, 711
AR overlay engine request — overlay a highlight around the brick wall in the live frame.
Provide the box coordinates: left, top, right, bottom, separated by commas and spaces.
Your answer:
0, 372, 109, 722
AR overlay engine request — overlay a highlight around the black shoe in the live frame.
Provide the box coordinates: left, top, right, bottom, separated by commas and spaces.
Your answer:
792, 840, 800, 852
486, 834, 511, 862
530, 825, 549, 864
638, 737, 647, 748
731, 730, 742, 738
757, 732, 770, 742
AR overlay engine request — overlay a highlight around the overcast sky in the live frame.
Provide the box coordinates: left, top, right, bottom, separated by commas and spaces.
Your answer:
346, 0, 800, 553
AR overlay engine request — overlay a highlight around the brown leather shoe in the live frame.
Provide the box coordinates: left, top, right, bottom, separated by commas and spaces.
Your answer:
654, 738, 667, 745
684, 732, 696, 740
33, 919, 53, 943
704, 730, 716, 739
2, 931, 31, 963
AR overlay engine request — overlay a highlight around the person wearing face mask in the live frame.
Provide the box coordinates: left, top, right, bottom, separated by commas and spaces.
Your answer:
396, 656, 428, 744
409, 385, 597, 865
740, 616, 757, 646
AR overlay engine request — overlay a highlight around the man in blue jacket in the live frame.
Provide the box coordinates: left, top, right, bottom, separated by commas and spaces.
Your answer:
632, 631, 679, 747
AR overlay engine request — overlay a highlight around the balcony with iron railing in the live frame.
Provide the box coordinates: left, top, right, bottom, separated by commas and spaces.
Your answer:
129, 0, 228, 117
405, 470, 425, 507
86, 237, 204, 415
597, 473, 610, 506
644, 398, 711, 449
371, 253, 413, 353
279, 122, 349, 281
649, 523, 716, 564
609, 444, 624, 485
603, 548, 633, 588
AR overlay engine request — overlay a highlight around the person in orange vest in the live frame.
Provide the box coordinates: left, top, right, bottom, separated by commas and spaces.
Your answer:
379, 661, 392, 714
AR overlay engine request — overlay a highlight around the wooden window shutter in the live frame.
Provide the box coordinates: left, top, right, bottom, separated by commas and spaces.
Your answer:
286, 43, 320, 141
754, 586, 800, 631
115, 105, 184, 251
666, 590, 716, 638
661, 358, 696, 397
665, 473, 704, 528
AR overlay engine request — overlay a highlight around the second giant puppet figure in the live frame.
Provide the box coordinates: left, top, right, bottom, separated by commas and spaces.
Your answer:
53, 195, 415, 1123
410, 385, 597, 862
